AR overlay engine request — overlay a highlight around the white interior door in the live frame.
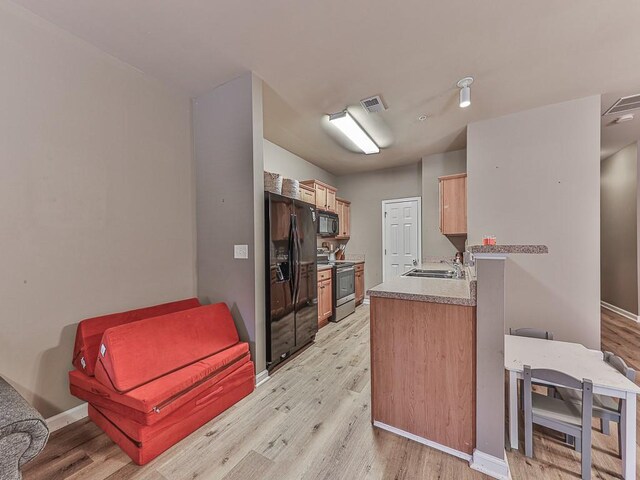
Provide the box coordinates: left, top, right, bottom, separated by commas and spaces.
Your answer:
383, 198, 421, 282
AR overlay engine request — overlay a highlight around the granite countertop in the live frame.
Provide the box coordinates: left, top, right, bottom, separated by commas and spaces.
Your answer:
468, 244, 548, 254
367, 262, 477, 306
318, 264, 333, 271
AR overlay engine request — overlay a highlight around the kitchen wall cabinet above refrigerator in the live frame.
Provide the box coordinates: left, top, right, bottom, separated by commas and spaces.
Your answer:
299, 183, 316, 205
301, 179, 337, 213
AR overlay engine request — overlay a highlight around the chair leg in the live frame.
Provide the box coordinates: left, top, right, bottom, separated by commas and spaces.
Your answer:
601, 418, 610, 435
524, 390, 533, 457
617, 420, 623, 459
524, 423, 533, 457
582, 430, 592, 480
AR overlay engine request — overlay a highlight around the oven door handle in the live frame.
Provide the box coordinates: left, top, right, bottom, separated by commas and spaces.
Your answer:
337, 267, 355, 274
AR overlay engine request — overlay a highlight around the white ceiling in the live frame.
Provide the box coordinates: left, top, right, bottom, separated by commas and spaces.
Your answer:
10, 0, 640, 174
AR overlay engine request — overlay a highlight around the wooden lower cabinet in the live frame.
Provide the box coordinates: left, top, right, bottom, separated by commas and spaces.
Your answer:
317, 269, 333, 328
355, 263, 365, 305
370, 296, 476, 455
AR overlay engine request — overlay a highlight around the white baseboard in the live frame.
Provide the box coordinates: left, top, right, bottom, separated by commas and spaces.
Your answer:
46, 402, 88, 432
373, 421, 471, 462
470, 449, 511, 480
601, 301, 639, 322
255, 369, 270, 387
363, 297, 370, 305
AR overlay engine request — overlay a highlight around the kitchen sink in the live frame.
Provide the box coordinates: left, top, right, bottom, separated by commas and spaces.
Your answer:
402, 269, 457, 279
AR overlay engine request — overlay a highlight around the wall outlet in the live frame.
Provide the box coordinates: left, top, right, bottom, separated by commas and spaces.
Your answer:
234, 244, 249, 259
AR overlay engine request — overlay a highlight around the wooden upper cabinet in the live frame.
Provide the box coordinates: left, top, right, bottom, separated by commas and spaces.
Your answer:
439, 173, 467, 236
336, 198, 351, 239
316, 184, 327, 210
299, 183, 316, 205
326, 189, 336, 213
301, 180, 337, 213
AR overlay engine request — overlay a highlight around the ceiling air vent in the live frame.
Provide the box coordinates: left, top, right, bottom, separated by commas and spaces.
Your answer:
360, 95, 387, 114
603, 94, 640, 116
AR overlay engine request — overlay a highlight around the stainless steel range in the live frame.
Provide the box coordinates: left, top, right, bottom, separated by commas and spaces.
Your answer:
318, 254, 356, 322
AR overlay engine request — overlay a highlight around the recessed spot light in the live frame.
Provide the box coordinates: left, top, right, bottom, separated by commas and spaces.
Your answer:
457, 76, 474, 108
418, 114, 428, 122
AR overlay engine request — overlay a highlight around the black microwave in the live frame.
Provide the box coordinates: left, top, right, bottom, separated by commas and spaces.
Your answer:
317, 211, 339, 236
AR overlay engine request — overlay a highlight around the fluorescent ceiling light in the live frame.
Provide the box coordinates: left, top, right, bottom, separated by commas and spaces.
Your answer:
329, 111, 380, 154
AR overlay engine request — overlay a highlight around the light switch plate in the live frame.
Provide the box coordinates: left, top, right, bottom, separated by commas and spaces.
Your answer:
234, 244, 249, 259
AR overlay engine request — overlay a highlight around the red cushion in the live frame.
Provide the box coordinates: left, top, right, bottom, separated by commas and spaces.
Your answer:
88, 362, 255, 465
70, 342, 251, 425
72, 298, 201, 376
94, 361, 255, 442
94, 303, 240, 393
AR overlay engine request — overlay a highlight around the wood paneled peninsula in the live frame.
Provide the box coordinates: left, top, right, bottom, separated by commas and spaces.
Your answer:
367, 263, 477, 460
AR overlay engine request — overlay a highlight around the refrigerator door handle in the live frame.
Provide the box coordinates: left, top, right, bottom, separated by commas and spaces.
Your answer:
294, 216, 302, 305
293, 214, 300, 303
288, 215, 296, 299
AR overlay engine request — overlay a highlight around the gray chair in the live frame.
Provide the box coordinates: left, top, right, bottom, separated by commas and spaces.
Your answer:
510, 328, 556, 399
556, 351, 635, 458
523, 365, 593, 480
0, 377, 49, 480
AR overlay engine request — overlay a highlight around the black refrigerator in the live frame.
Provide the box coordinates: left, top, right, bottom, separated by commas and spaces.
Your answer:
265, 192, 318, 371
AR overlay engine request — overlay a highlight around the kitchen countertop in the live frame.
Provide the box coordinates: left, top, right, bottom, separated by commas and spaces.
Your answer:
317, 264, 333, 272
367, 262, 476, 306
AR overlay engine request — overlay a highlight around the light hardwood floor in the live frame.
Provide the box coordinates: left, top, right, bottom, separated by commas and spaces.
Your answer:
23, 307, 639, 480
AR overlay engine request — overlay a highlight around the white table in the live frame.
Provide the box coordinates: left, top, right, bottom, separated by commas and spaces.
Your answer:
505, 335, 640, 479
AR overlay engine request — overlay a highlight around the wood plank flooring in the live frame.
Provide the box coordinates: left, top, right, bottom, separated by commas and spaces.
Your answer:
23, 306, 640, 479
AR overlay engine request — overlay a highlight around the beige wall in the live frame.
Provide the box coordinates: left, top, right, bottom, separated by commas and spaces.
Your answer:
263, 139, 337, 186
193, 73, 266, 374
336, 163, 422, 291
421, 149, 467, 258
0, 2, 196, 417
467, 95, 601, 348
601, 143, 638, 315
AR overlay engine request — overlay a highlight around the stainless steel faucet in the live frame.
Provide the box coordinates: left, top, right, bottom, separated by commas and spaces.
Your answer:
452, 262, 464, 279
